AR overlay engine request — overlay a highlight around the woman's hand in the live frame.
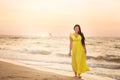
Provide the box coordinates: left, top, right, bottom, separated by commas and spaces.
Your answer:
68, 52, 71, 56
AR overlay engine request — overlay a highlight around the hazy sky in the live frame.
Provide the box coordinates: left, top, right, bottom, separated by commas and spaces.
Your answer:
0, 0, 120, 37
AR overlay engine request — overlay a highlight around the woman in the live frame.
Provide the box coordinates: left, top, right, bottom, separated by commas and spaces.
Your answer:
69, 24, 90, 78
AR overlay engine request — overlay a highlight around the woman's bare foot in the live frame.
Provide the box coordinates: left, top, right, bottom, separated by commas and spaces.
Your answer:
74, 72, 77, 77
78, 74, 81, 78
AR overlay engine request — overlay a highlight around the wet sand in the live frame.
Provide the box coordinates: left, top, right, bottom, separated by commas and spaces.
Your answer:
0, 59, 115, 80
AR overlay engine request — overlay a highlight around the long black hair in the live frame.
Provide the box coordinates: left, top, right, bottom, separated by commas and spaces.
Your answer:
74, 24, 85, 45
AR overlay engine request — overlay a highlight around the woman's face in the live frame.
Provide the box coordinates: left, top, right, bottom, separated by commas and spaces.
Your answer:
74, 26, 79, 33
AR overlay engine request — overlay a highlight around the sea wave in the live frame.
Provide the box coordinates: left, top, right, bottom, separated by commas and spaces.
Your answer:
56, 53, 120, 63
87, 55, 120, 63
29, 50, 52, 55
113, 45, 120, 49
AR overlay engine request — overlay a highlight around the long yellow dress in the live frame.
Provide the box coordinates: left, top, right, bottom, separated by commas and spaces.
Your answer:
70, 33, 90, 74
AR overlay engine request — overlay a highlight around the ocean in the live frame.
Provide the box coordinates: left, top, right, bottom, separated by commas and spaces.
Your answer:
0, 36, 120, 80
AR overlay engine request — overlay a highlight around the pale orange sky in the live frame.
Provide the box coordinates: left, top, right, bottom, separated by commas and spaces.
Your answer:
0, 0, 120, 37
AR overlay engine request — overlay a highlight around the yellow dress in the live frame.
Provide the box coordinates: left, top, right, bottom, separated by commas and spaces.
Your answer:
70, 33, 90, 74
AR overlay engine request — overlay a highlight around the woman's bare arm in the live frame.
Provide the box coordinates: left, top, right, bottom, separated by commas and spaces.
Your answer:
69, 37, 73, 56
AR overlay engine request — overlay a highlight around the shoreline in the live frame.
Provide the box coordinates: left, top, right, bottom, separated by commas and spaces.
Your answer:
0, 59, 115, 80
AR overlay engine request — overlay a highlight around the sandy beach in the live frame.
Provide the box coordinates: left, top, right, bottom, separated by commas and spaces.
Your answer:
0, 60, 73, 80
0, 59, 115, 80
